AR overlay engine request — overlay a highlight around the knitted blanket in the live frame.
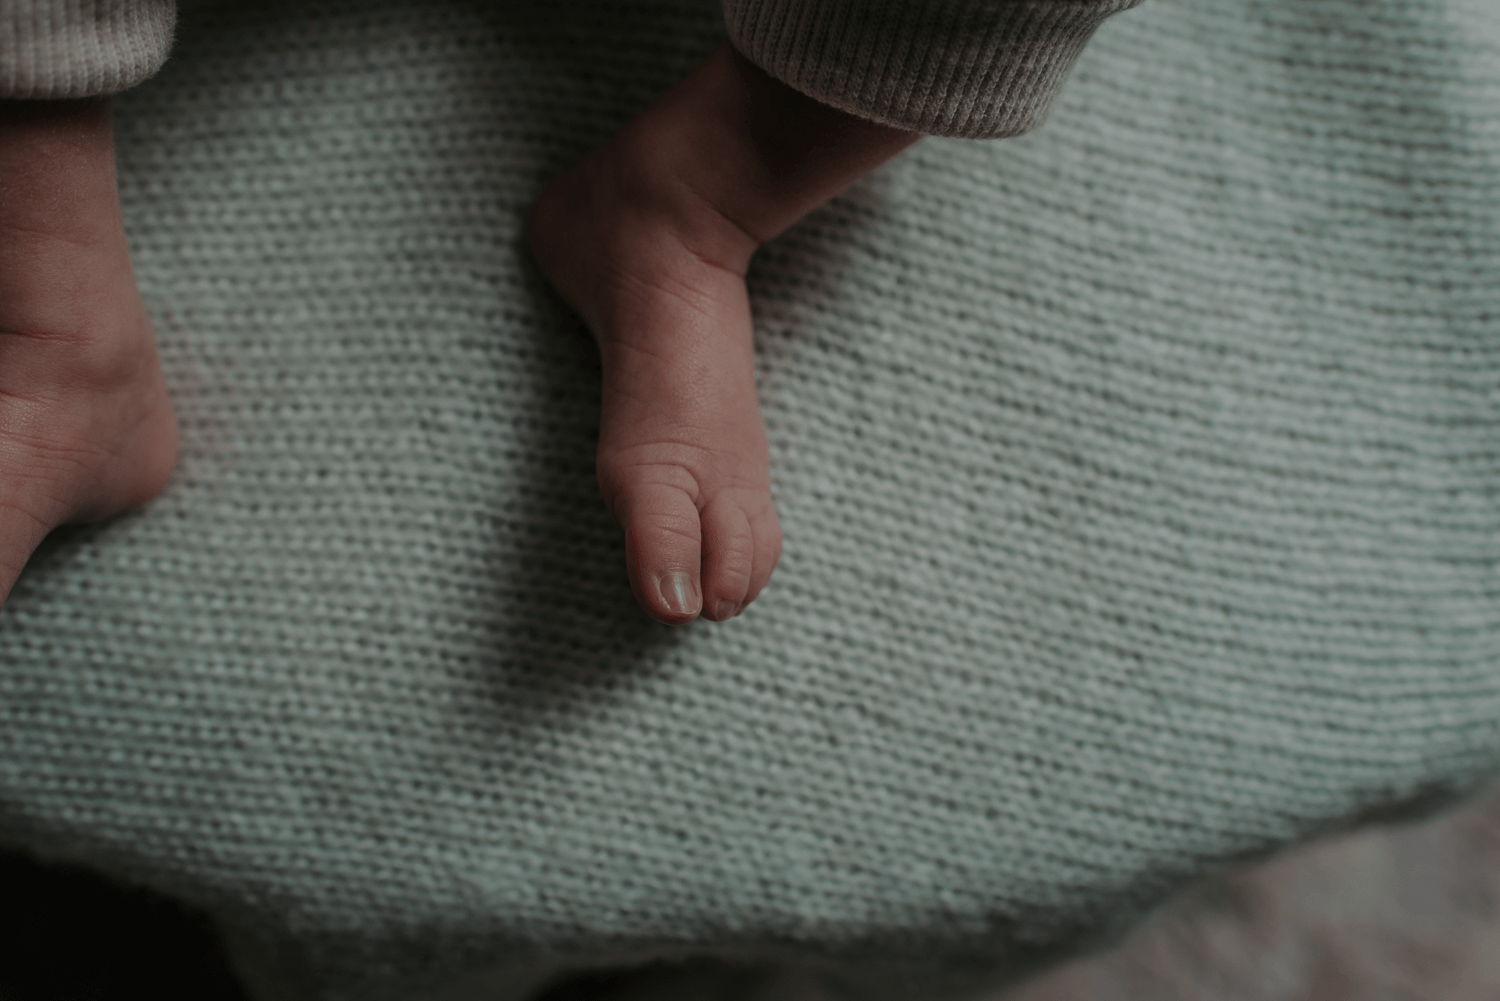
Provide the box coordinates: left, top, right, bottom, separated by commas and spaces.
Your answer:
2, 1, 1498, 998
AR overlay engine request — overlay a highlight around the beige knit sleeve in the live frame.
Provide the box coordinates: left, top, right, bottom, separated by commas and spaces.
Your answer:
724, 0, 1144, 139
1, 0, 175, 98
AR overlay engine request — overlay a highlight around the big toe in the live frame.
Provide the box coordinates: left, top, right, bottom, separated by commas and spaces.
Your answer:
615, 476, 705, 625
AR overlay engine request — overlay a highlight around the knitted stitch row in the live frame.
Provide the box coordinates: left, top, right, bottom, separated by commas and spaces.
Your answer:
1, 0, 1497, 998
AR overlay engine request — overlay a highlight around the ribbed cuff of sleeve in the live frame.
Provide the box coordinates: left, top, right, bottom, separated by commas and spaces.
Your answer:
1, 0, 175, 98
723, 0, 1143, 139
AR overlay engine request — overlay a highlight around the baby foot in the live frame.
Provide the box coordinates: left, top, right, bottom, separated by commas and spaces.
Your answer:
0, 100, 179, 610
527, 132, 781, 626
528, 41, 919, 625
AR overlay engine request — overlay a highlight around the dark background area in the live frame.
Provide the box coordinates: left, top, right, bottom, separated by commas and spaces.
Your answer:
4, 782, 1499, 1001
0, 850, 247, 1001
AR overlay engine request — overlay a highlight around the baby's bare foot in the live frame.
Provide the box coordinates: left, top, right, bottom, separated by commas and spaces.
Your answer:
0, 99, 179, 609
527, 133, 781, 625
528, 42, 918, 625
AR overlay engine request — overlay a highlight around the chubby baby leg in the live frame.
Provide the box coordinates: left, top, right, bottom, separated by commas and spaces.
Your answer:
0, 99, 179, 609
528, 42, 919, 624
527, 128, 778, 624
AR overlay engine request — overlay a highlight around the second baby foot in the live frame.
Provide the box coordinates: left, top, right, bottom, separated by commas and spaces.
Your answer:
527, 130, 781, 626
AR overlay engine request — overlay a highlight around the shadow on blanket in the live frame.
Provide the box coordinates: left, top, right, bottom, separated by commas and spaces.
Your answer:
4, 780, 1496, 1000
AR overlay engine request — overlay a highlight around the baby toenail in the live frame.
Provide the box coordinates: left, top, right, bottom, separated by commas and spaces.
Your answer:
711, 600, 736, 620
657, 572, 695, 616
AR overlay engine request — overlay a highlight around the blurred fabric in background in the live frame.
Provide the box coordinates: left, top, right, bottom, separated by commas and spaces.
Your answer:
1004, 781, 1500, 1001
3, 781, 1498, 1000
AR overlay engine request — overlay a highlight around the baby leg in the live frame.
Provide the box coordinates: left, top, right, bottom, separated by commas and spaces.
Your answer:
0, 99, 179, 608
528, 43, 918, 625
528, 138, 779, 624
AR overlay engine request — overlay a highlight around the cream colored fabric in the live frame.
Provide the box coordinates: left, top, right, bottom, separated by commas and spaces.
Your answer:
1, 0, 1144, 140
0, 0, 174, 98
723, 0, 1147, 138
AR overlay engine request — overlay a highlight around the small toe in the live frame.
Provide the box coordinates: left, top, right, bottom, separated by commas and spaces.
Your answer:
700, 492, 764, 621
742, 502, 782, 610
615, 478, 704, 625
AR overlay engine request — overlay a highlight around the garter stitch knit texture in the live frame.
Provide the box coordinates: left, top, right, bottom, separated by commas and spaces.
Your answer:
2, 0, 1500, 999
0, 0, 175, 97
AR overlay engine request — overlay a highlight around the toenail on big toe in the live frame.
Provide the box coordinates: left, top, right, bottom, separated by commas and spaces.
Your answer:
656, 572, 697, 616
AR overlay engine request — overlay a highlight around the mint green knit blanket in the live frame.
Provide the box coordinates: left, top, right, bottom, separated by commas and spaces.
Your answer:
2, 1, 1498, 998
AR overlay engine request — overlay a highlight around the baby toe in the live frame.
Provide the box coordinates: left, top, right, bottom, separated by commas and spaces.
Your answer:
742, 501, 782, 610
700, 491, 777, 621
700, 497, 752, 621
614, 478, 704, 625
